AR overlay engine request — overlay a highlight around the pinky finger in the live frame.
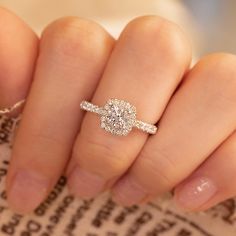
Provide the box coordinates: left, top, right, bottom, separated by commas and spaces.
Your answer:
0, 7, 38, 116
174, 130, 236, 211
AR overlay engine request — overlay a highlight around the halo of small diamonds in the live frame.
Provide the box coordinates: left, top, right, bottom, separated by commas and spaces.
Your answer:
80, 99, 157, 135
100, 99, 136, 136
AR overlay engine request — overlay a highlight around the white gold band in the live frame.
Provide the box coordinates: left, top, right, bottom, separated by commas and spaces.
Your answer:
80, 100, 157, 136
0, 99, 26, 115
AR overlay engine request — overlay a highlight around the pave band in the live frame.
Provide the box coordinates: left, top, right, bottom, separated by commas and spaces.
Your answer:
80, 99, 157, 136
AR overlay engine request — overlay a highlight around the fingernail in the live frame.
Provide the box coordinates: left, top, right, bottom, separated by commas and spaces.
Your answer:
112, 175, 147, 206
8, 170, 50, 214
174, 176, 217, 210
68, 165, 106, 199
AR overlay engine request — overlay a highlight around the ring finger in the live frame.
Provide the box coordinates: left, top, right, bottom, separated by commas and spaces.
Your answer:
66, 16, 191, 199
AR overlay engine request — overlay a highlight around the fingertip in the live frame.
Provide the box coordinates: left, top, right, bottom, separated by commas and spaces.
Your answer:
173, 176, 218, 212
7, 170, 50, 215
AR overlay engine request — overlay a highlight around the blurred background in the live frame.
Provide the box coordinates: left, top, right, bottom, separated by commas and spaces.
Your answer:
183, 0, 236, 57
0, 0, 235, 59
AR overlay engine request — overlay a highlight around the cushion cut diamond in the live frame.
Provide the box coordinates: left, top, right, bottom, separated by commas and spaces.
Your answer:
101, 99, 136, 136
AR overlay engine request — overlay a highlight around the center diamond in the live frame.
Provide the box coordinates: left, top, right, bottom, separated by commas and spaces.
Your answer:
100, 99, 136, 136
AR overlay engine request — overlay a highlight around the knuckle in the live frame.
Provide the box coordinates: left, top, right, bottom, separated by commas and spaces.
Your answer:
29, 128, 64, 150
137, 147, 177, 191
73, 136, 129, 178
124, 16, 191, 64
41, 17, 111, 60
20, 130, 65, 172
124, 15, 164, 35
159, 20, 191, 60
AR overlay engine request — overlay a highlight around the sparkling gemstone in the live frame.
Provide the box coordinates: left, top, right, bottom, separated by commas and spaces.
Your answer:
100, 99, 136, 136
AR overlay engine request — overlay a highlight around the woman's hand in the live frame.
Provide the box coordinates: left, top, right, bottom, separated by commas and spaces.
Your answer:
2, 7, 236, 214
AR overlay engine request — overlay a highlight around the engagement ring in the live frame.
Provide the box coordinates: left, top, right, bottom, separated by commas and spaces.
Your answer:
80, 99, 157, 136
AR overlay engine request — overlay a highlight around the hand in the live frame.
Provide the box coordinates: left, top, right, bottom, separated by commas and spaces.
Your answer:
2, 7, 236, 214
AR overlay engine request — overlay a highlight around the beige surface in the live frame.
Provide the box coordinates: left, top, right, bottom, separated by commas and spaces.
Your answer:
0, 0, 194, 38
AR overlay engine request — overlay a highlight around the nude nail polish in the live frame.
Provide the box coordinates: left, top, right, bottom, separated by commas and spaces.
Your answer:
175, 176, 217, 210
8, 170, 50, 214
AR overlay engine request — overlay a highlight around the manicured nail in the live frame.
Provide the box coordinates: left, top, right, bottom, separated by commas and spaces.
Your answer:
112, 175, 147, 206
8, 170, 50, 214
174, 176, 217, 210
68, 166, 106, 199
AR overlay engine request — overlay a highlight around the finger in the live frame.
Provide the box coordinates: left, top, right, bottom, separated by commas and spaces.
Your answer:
6, 17, 114, 214
174, 130, 236, 211
112, 53, 236, 205
66, 16, 191, 199
0, 7, 38, 115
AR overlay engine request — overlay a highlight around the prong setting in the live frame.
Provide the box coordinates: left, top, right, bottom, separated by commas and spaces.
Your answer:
80, 99, 157, 135
101, 99, 136, 136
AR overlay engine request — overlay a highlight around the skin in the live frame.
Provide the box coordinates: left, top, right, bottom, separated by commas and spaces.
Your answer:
1, 7, 236, 214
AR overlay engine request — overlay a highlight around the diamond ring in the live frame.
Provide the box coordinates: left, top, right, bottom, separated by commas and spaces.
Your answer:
80, 99, 157, 136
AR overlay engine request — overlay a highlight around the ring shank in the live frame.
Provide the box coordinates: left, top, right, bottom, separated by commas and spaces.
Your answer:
134, 120, 157, 134
80, 100, 157, 135
80, 101, 103, 115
